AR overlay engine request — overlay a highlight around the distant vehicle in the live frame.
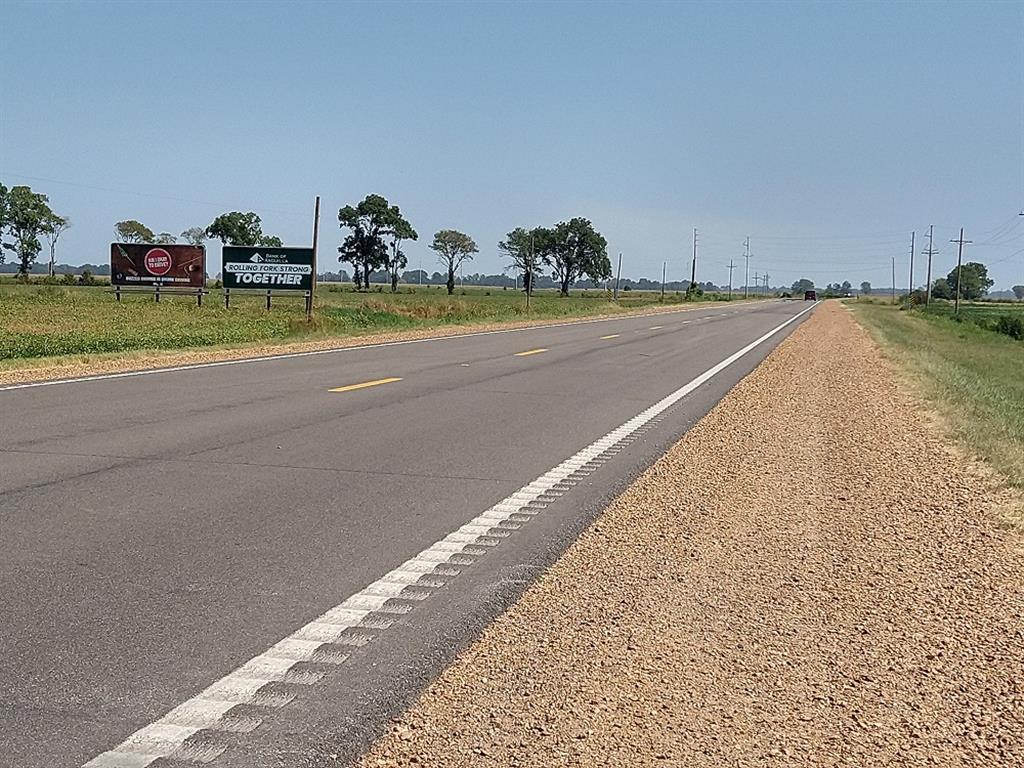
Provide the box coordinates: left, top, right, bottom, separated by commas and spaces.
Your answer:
804, 290, 817, 301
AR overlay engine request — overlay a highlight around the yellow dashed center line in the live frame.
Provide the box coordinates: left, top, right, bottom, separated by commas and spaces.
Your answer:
514, 348, 548, 357
329, 377, 403, 393
600, 334, 620, 340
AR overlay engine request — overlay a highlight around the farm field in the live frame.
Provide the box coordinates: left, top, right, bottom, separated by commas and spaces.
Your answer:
852, 299, 1024, 494
0, 281, 742, 365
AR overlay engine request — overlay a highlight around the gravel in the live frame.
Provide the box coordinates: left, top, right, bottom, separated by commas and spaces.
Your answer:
358, 302, 1024, 767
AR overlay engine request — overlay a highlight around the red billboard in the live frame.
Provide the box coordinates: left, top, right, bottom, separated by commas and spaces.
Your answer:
110, 243, 205, 288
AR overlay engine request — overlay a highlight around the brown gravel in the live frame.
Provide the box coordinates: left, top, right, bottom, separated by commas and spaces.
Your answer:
359, 301, 1024, 767
0, 301, 752, 387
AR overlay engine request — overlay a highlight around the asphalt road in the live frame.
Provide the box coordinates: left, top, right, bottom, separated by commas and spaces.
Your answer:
0, 300, 814, 768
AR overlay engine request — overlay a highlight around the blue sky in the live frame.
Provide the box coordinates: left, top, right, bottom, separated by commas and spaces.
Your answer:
2, 0, 1022, 290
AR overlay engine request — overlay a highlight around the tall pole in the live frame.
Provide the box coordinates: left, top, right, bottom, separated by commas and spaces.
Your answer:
309, 195, 320, 320
613, 252, 622, 300
924, 225, 935, 305
743, 237, 751, 299
689, 228, 698, 298
764, 272, 770, 297
526, 233, 534, 310
907, 231, 915, 304
950, 227, 971, 316
728, 259, 735, 298
661, 260, 666, 301
891, 256, 896, 304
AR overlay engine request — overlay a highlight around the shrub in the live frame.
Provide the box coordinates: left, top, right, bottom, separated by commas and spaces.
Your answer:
996, 314, 1024, 340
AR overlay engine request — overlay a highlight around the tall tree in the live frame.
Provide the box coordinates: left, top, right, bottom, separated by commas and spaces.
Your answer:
498, 226, 545, 295
430, 229, 478, 295
791, 278, 815, 294
115, 219, 155, 243
206, 211, 281, 247
179, 226, 206, 246
387, 206, 417, 292
7, 186, 55, 277
1013, 285, 1024, 301
0, 183, 9, 264
154, 232, 177, 245
947, 262, 993, 301
42, 213, 71, 277
338, 194, 399, 290
860, 281, 872, 295
539, 218, 610, 296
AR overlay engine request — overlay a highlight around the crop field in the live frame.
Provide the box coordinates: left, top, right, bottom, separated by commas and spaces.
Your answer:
852, 300, 1024, 488
0, 281, 738, 364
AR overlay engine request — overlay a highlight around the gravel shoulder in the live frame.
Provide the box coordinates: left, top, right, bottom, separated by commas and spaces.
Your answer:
0, 299, 747, 387
359, 301, 1024, 767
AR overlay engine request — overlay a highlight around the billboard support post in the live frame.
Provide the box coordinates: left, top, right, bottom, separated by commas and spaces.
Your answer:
309, 195, 320, 320
266, 290, 272, 311
155, 283, 160, 303
224, 287, 230, 309
115, 286, 121, 303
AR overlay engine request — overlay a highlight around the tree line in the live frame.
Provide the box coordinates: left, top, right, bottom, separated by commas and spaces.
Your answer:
0, 183, 70, 278
336, 193, 612, 297
113, 211, 284, 249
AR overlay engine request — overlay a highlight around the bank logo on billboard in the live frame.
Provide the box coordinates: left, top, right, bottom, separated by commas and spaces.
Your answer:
222, 246, 314, 291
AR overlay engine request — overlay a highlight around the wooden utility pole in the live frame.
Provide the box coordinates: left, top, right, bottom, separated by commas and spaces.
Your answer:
689, 228, 698, 298
728, 259, 735, 298
907, 230, 915, 304
891, 256, 896, 304
950, 228, 972, 315
309, 195, 320, 320
923, 224, 937, 305
613, 252, 622, 300
660, 261, 667, 301
743, 237, 751, 299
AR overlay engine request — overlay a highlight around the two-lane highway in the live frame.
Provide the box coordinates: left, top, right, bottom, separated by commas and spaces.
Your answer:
0, 300, 815, 767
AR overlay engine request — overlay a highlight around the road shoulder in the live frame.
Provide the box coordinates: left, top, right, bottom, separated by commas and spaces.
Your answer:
357, 301, 1024, 767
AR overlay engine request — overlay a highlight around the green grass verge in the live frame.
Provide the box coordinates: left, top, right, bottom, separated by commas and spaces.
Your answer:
0, 282, 742, 364
852, 300, 1024, 489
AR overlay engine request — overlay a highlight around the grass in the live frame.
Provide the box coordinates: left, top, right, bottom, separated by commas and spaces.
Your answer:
851, 300, 1024, 491
0, 281, 744, 365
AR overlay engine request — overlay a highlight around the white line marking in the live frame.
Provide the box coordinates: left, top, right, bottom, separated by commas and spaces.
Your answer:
81, 303, 814, 767
1, 301, 772, 392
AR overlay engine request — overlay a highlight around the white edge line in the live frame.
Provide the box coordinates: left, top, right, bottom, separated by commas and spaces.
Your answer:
1, 300, 772, 392
81, 302, 815, 767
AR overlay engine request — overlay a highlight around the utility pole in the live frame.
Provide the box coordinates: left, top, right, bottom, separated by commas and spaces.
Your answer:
613, 252, 622, 300
661, 261, 666, 301
763, 272, 770, 297
743, 237, 751, 299
752, 271, 760, 299
728, 259, 735, 298
950, 227, 972, 315
907, 231, 915, 304
891, 256, 896, 304
923, 224, 937, 305
687, 228, 698, 299
308, 195, 320, 320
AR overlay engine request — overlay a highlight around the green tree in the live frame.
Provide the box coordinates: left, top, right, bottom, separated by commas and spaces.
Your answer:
42, 213, 70, 277
791, 278, 814, 295
206, 211, 281, 247
115, 219, 155, 243
498, 226, 545, 296
1013, 285, 1024, 301
179, 226, 206, 246
539, 217, 610, 297
931, 277, 953, 299
387, 206, 417, 292
7, 186, 55, 277
430, 229, 478, 295
154, 232, 177, 245
860, 281, 872, 295
338, 194, 400, 290
0, 183, 9, 263
947, 262, 993, 301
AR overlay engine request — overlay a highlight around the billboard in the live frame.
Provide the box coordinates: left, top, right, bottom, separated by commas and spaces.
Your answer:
110, 244, 205, 288
222, 246, 314, 291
